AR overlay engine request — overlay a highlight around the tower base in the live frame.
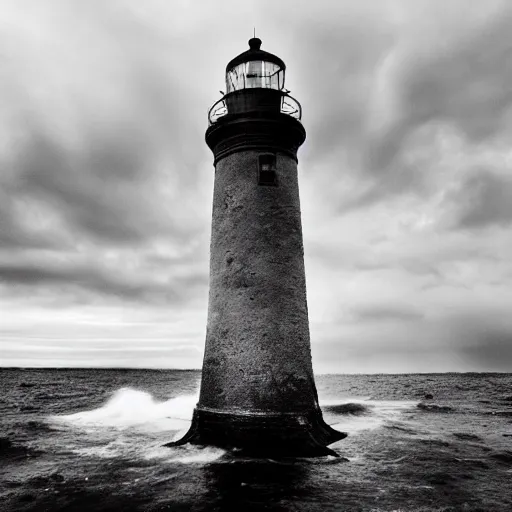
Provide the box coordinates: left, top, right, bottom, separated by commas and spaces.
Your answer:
165, 407, 347, 457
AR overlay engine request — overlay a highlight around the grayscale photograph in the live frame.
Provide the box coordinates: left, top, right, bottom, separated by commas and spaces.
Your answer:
1, 1, 511, 511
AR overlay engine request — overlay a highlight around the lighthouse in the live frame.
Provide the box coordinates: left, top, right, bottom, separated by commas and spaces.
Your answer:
170, 38, 345, 456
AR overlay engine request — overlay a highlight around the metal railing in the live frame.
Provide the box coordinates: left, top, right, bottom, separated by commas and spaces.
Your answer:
208, 98, 228, 125
280, 94, 301, 120
208, 92, 302, 126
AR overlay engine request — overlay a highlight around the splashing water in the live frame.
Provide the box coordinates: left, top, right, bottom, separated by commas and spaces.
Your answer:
48, 388, 415, 462
48, 388, 228, 462
52, 387, 197, 432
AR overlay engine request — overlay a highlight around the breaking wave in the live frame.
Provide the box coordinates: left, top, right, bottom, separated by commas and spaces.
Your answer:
52, 387, 197, 432
47, 388, 227, 462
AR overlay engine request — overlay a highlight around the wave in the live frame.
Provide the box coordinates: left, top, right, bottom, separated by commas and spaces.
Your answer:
51, 388, 197, 432
25, 419, 63, 433
0, 437, 44, 459
321, 399, 416, 434
322, 403, 370, 415
47, 388, 222, 461
416, 402, 454, 413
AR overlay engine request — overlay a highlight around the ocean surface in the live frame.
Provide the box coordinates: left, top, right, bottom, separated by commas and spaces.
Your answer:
1, 369, 512, 511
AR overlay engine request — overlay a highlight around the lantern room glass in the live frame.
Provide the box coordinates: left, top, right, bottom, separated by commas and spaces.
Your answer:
226, 61, 285, 93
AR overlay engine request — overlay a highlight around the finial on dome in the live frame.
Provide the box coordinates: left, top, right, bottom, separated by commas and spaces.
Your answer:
248, 37, 262, 50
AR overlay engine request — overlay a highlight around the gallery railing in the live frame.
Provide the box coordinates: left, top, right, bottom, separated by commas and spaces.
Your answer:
208, 91, 302, 126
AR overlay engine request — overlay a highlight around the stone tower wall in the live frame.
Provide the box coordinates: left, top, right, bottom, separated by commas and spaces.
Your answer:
198, 149, 319, 414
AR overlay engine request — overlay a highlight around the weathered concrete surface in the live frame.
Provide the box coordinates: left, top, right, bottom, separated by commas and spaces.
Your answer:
199, 149, 318, 414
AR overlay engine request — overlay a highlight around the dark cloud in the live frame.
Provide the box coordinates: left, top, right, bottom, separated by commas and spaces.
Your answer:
0, 0, 214, 318
14, 132, 177, 245
403, 12, 512, 144
0, 178, 67, 250
0, 260, 158, 301
0, 205, 51, 250
460, 331, 512, 372
450, 315, 512, 372
0, 0, 208, 253
0, 259, 207, 304
446, 169, 512, 230
361, 9, 512, 175
308, 239, 445, 279
351, 304, 424, 322
287, 1, 512, 208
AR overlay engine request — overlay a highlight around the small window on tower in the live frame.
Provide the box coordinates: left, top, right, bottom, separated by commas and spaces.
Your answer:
258, 154, 277, 186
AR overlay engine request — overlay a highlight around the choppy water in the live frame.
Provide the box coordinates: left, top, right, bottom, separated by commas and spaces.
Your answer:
1, 369, 512, 511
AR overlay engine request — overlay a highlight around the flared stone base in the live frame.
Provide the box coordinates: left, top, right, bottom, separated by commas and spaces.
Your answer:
165, 407, 347, 457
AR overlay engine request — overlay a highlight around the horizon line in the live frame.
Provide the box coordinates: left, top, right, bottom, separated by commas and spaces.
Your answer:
1, 366, 511, 375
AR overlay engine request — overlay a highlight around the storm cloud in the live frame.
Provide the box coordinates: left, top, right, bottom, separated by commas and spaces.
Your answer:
1, 0, 512, 372
445, 169, 512, 230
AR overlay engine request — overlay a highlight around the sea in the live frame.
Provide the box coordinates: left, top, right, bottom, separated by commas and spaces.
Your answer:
1, 369, 512, 511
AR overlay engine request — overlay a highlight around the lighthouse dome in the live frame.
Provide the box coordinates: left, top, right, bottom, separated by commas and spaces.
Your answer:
225, 38, 286, 93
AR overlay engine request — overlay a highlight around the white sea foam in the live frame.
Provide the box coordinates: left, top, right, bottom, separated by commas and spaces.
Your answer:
49, 388, 226, 462
71, 438, 226, 464
145, 444, 226, 464
52, 388, 197, 432
320, 398, 416, 433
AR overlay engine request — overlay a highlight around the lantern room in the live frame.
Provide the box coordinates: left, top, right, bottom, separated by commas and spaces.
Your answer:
225, 37, 285, 92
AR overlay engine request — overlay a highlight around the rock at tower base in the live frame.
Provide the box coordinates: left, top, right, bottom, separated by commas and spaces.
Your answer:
165, 407, 347, 457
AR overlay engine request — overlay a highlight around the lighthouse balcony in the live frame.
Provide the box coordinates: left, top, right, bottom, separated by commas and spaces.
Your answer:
208, 89, 302, 126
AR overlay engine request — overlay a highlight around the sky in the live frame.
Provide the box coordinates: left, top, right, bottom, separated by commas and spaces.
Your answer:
1, 0, 512, 373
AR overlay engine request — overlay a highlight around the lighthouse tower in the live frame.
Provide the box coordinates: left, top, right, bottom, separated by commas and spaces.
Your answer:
171, 38, 345, 456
